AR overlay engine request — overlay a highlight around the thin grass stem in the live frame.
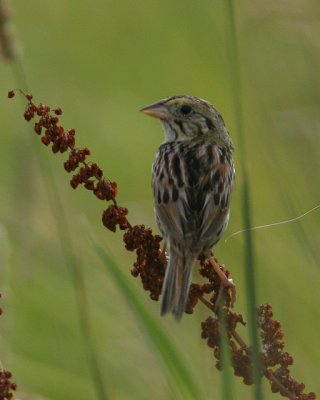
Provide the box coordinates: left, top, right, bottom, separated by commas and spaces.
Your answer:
225, 1, 262, 398
220, 308, 235, 400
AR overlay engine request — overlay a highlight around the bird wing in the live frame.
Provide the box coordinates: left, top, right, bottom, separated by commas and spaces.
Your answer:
152, 141, 235, 252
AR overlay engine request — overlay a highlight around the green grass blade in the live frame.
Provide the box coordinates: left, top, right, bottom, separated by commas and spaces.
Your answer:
39, 159, 110, 400
241, 179, 261, 398
220, 311, 235, 400
225, 1, 262, 398
93, 240, 201, 400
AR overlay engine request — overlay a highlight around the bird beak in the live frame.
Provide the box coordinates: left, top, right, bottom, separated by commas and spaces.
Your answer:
140, 101, 171, 120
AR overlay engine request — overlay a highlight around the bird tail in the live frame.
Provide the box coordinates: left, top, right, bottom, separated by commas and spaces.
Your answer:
161, 248, 196, 321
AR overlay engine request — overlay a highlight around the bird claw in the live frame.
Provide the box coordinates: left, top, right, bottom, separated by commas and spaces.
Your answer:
209, 256, 237, 310
229, 280, 236, 308
222, 278, 236, 308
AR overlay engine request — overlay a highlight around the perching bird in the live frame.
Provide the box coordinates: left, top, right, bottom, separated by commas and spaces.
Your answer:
141, 95, 235, 320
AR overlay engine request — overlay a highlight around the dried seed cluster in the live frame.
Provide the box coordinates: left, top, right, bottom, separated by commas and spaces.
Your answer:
102, 205, 128, 232
0, 370, 17, 400
0, 295, 17, 399
201, 304, 252, 384
201, 298, 316, 399
260, 304, 316, 400
124, 225, 166, 300
8, 89, 166, 301
9, 89, 128, 233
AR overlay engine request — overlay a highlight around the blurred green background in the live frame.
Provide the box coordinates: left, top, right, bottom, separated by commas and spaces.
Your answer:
1, 1, 319, 399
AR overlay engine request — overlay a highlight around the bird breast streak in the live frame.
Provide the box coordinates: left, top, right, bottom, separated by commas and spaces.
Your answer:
153, 140, 232, 207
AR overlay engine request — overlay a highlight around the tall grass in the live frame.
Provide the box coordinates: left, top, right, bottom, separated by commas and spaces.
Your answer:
225, 1, 262, 398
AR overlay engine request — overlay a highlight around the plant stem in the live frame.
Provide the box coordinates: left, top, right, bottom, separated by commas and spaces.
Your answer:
225, 1, 262, 398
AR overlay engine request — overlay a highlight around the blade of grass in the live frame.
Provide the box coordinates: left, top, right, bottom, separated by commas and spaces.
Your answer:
93, 240, 201, 400
38, 156, 110, 400
220, 310, 235, 400
225, 1, 262, 399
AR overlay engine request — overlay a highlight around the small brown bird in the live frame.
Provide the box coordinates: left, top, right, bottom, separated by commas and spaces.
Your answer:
141, 95, 235, 320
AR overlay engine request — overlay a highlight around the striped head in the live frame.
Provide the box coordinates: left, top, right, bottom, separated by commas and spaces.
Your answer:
141, 95, 233, 148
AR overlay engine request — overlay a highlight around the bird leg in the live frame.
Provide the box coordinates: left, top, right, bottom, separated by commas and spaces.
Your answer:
208, 256, 236, 311
162, 242, 167, 253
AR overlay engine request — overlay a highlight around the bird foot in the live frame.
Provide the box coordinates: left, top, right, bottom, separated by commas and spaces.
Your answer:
208, 256, 236, 311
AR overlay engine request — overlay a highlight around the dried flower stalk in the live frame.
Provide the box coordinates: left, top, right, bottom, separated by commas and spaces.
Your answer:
0, 0, 19, 60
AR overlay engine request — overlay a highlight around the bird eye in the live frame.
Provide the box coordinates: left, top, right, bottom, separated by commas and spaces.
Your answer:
180, 105, 192, 115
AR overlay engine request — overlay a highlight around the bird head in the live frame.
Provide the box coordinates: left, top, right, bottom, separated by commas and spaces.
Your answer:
141, 95, 233, 148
